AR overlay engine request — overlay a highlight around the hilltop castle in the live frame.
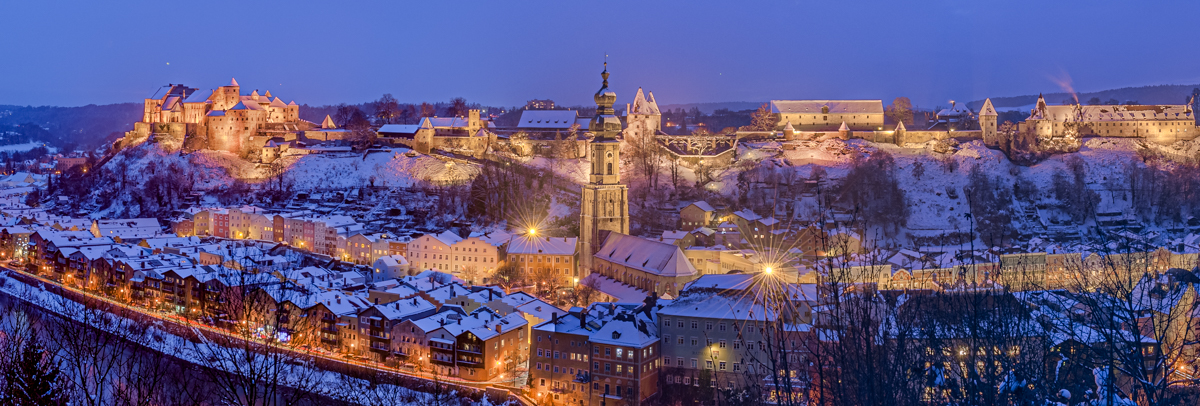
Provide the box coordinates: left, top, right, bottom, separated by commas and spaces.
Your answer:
122, 79, 309, 155
1019, 93, 1196, 146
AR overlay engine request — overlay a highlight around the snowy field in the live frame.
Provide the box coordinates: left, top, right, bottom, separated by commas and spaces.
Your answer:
0, 142, 56, 153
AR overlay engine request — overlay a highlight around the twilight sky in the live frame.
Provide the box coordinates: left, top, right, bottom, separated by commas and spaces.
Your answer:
2, 1, 1198, 109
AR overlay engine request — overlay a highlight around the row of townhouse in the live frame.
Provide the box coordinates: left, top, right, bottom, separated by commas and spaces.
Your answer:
19, 226, 540, 382
185, 209, 592, 287
184, 207, 407, 265
24, 230, 283, 315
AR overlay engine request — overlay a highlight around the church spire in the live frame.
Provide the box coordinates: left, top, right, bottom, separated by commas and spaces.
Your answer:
589, 61, 620, 141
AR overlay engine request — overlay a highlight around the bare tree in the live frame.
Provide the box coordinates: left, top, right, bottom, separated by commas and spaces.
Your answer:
372, 94, 400, 125
750, 102, 778, 131
187, 280, 330, 406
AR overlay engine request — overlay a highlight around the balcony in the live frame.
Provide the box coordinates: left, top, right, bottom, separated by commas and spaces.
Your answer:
431, 358, 454, 366
320, 337, 339, 345
457, 345, 482, 354
456, 358, 482, 366
321, 326, 338, 334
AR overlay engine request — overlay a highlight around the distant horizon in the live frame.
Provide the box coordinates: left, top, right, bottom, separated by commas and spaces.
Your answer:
4, 79, 1198, 112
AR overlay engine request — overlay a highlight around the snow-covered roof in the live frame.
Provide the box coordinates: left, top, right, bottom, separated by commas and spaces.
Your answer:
732, 209, 761, 222
581, 274, 653, 303
420, 230, 463, 247
937, 102, 973, 117
1030, 101, 1193, 122
378, 124, 420, 134
770, 100, 883, 115
515, 299, 566, 321
686, 201, 714, 213
507, 234, 576, 256
594, 233, 697, 278
374, 255, 408, 268
368, 296, 436, 321
517, 110, 579, 129
628, 88, 660, 115
979, 98, 997, 116
588, 311, 658, 347
423, 282, 472, 303
420, 117, 471, 129
659, 290, 776, 322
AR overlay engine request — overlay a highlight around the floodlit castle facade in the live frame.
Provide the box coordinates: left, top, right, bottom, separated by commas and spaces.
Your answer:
1020, 93, 1196, 145
123, 78, 307, 154
623, 87, 661, 143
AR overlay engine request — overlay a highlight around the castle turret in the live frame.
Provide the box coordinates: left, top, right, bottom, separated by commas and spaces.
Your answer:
838, 121, 850, 140
894, 120, 906, 145
980, 98, 999, 147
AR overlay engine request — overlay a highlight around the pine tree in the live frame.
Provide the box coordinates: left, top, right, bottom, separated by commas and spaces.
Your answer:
4, 339, 69, 406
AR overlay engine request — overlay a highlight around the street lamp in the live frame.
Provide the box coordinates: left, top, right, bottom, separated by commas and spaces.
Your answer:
528, 228, 537, 236
764, 266, 774, 275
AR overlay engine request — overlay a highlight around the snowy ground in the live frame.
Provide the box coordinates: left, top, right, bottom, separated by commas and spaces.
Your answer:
110, 145, 482, 192
700, 136, 1197, 240
0, 142, 56, 153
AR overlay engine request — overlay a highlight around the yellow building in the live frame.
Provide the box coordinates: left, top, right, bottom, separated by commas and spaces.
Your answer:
123, 78, 306, 154
770, 100, 885, 131
1022, 94, 1196, 145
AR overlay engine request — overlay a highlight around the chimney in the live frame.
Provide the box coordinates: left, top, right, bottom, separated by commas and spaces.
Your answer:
374, 298, 379, 305
580, 311, 587, 329
551, 312, 558, 324
488, 290, 493, 301
495, 324, 502, 334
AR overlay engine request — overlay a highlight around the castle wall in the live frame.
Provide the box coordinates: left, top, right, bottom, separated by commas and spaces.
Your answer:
1027, 118, 1198, 145
777, 112, 885, 131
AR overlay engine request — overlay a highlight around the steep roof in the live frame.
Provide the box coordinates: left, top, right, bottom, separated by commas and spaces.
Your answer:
594, 233, 697, 278
686, 200, 715, 212
421, 117, 470, 128
980, 98, 997, 116
517, 110, 579, 129
629, 88, 659, 116
321, 115, 337, 129
770, 100, 884, 115
506, 234, 576, 255
378, 124, 420, 135
516, 299, 566, 321
367, 296, 436, 321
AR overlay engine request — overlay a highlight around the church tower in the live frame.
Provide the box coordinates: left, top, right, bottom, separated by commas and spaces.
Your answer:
979, 98, 999, 147
579, 63, 630, 275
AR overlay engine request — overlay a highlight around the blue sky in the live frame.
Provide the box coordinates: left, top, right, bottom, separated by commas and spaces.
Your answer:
2, 1, 1198, 109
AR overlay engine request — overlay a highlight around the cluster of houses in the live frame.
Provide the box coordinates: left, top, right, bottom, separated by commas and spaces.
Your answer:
1, 206, 1197, 405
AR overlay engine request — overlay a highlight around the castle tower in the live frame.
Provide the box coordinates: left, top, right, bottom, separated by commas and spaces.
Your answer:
893, 120, 906, 145
625, 87, 662, 144
980, 98, 999, 147
783, 120, 796, 140
579, 63, 630, 275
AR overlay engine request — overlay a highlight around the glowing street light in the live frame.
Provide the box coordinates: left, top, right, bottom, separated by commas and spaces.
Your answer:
764, 266, 774, 275
528, 228, 537, 236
